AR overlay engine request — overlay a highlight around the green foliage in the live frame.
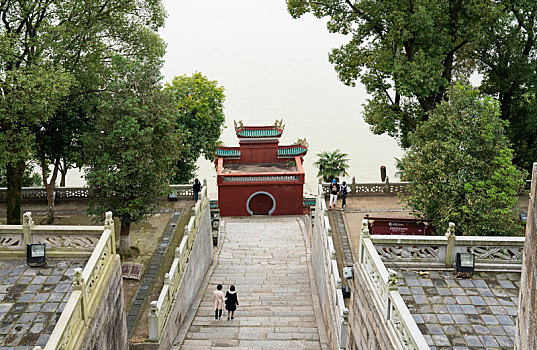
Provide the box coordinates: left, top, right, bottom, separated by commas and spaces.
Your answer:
400, 84, 526, 236
313, 150, 350, 182
84, 59, 180, 229
287, 0, 498, 147
477, 0, 537, 173
164, 73, 225, 183
0, 164, 42, 187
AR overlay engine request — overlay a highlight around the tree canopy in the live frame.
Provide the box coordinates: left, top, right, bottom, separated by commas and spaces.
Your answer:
164, 73, 226, 183
400, 84, 526, 236
0, 0, 167, 223
84, 58, 180, 257
287, 0, 537, 174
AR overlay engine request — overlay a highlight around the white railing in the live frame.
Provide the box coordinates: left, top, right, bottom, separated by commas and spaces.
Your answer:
370, 229, 525, 269
358, 220, 430, 349
314, 184, 348, 349
20, 212, 118, 350
148, 185, 209, 342
321, 181, 409, 195
0, 184, 197, 201
0, 212, 104, 258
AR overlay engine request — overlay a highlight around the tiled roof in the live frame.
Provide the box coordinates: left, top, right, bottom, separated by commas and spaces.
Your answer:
215, 149, 241, 157
238, 129, 282, 138
277, 147, 307, 156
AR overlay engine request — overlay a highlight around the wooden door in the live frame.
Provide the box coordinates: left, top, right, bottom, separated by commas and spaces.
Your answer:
250, 193, 273, 215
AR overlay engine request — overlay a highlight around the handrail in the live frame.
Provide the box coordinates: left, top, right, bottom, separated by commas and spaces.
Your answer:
40, 212, 117, 350
358, 219, 430, 349
148, 184, 209, 342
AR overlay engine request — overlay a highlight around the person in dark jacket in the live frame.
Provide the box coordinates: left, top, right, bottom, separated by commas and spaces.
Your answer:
225, 285, 239, 320
340, 181, 348, 210
193, 178, 201, 202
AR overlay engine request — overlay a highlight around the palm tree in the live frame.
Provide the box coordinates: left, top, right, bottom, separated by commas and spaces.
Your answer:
313, 150, 350, 182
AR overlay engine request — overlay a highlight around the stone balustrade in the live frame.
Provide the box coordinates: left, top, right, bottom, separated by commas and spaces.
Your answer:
312, 184, 348, 349
27, 212, 120, 350
148, 185, 210, 343
358, 219, 430, 349
321, 181, 409, 196
0, 212, 105, 258
370, 224, 525, 271
0, 184, 196, 202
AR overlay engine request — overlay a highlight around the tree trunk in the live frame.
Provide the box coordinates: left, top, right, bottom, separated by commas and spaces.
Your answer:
6, 160, 25, 224
119, 221, 132, 258
59, 159, 68, 187
42, 158, 60, 224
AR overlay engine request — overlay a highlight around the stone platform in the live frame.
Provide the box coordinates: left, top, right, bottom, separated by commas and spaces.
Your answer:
399, 270, 520, 349
0, 259, 85, 349
175, 216, 329, 349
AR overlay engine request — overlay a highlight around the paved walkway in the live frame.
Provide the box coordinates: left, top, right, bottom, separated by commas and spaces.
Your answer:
175, 216, 329, 349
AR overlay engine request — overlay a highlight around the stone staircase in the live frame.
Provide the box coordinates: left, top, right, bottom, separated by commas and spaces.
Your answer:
174, 216, 330, 349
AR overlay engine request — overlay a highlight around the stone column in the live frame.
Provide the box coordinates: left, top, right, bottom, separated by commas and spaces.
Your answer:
22, 212, 33, 246
444, 222, 456, 268
358, 219, 370, 263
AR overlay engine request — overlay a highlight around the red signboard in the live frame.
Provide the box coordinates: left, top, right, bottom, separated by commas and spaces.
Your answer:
366, 216, 434, 235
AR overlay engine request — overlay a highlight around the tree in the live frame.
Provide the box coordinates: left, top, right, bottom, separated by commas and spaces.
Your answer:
0, 0, 167, 224
164, 73, 226, 183
0, 164, 41, 188
84, 58, 181, 257
287, 0, 499, 147
400, 84, 526, 236
313, 150, 350, 182
477, 0, 537, 172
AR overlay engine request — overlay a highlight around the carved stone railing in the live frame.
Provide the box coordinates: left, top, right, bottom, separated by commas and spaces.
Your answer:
313, 184, 348, 348
0, 184, 197, 202
358, 220, 430, 349
370, 224, 525, 270
222, 174, 300, 183
22, 212, 118, 350
321, 181, 409, 196
148, 185, 209, 342
0, 212, 104, 258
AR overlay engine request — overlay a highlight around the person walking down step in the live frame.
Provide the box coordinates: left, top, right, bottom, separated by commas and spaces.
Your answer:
329, 179, 340, 209
340, 181, 348, 210
213, 284, 224, 320
225, 285, 239, 320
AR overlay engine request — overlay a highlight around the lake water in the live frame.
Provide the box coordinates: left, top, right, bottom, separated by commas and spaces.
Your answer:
66, 1, 403, 195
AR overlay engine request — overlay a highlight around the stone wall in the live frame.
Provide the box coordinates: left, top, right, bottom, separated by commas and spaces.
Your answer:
516, 162, 537, 350
155, 205, 213, 350
346, 263, 396, 350
79, 255, 128, 350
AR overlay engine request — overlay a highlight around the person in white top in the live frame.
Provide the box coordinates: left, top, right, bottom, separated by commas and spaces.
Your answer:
213, 284, 225, 320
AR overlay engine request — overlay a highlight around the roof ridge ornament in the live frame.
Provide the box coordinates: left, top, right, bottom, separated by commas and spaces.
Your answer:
273, 119, 285, 130
294, 138, 308, 148
233, 120, 244, 131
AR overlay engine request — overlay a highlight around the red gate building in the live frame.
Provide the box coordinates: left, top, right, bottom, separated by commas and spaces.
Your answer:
215, 122, 308, 216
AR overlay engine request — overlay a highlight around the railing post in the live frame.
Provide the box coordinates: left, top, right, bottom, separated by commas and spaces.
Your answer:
445, 222, 456, 268
340, 308, 349, 349
73, 268, 89, 324
164, 273, 171, 299
385, 269, 398, 319
351, 176, 356, 194
22, 212, 33, 246
148, 301, 159, 341
358, 219, 370, 263
104, 211, 116, 253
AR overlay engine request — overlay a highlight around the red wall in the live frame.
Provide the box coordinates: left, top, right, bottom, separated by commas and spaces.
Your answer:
238, 140, 281, 163
217, 182, 304, 216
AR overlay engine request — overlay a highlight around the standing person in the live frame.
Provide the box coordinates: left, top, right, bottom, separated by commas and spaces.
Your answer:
340, 181, 348, 210
193, 178, 201, 202
225, 285, 239, 320
329, 179, 340, 209
213, 284, 225, 320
